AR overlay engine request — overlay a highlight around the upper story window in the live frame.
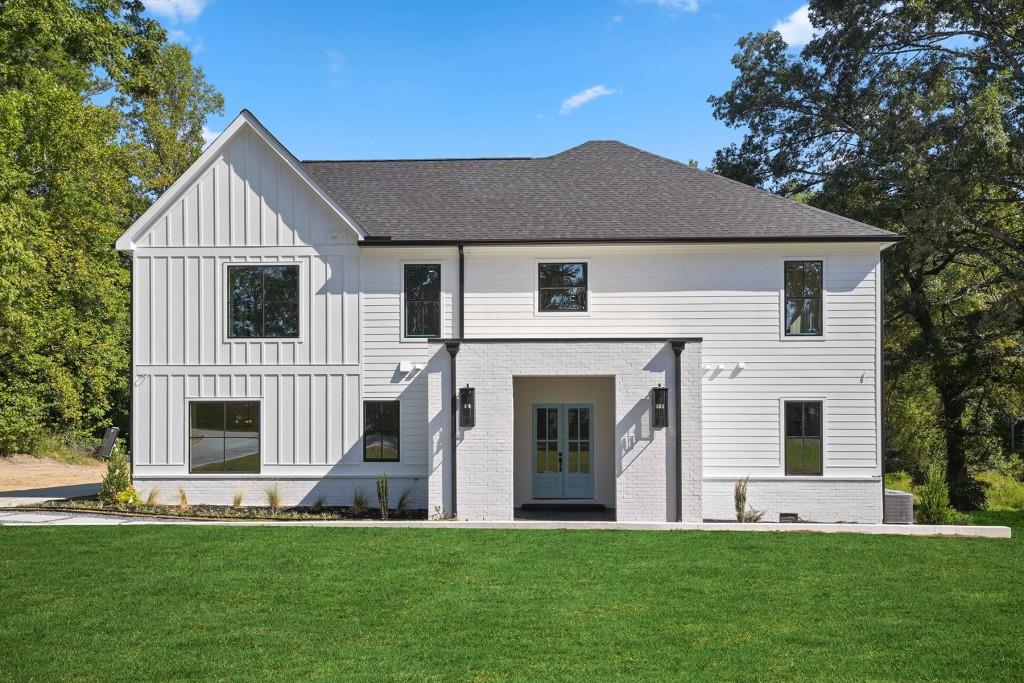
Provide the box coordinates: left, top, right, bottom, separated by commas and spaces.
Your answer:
784, 400, 822, 476
190, 400, 260, 473
364, 400, 400, 462
404, 264, 441, 338
228, 265, 299, 338
784, 260, 823, 336
538, 262, 587, 312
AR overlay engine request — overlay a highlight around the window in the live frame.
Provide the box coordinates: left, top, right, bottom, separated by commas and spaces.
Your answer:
404, 264, 441, 338
364, 400, 400, 461
785, 400, 822, 475
784, 260, 823, 336
538, 262, 587, 312
228, 265, 299, 338
189, 401, 260, 473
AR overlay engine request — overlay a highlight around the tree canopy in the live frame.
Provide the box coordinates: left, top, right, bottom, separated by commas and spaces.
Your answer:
0, 0, 222, 453
710, 0, 1024, 507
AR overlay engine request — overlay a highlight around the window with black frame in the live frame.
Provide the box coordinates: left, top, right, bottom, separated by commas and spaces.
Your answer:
784, 400, 822, 475
228, 265, 299, 338
538, 262, 587, 312
189, 401, 260, 473
404, 264, 441, 338
364, 400, 400, 461
784, 260, 823, 336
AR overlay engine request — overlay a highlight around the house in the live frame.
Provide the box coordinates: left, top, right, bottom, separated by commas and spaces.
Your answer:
115, 110, 900, 523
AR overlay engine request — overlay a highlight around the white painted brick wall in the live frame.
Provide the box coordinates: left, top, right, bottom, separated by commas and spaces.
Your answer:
703, 478, 882, 523
134, 477, 427, 509
429, 341, 703, 522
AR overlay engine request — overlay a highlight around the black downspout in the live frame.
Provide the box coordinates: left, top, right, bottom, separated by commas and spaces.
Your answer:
446, 340, 461, 517
671, 340, 686, 522
458, 244, 465, 339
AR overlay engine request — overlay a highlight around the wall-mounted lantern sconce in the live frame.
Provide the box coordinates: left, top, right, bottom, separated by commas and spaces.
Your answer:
651, 384, 668, 429
458, 385, 476, 428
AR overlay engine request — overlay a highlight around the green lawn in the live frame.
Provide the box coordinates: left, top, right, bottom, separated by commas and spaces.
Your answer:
2, 514, 1022, 682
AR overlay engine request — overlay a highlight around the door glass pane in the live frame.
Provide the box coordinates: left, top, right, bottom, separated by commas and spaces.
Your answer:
580, 408, 590, 439
579, 442, 590, 473
547, 444, 559, 473
547, 409, 558, 440
568, 448, 578, 473
568, 408, 578, 440
536, 443, 546, 473
536, 409, 547, 439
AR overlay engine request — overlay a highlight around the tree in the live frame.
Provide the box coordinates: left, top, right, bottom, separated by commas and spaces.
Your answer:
709, 1, 1024, 508
0, 0, 222, 453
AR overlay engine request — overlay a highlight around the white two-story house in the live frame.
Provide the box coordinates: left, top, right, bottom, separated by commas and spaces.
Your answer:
115, 110, 900, 523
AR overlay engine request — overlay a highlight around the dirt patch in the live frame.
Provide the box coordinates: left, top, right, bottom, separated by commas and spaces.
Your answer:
0, 454, 105, 492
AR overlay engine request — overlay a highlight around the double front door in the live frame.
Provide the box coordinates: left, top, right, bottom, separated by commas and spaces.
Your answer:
533, 404, 594, 499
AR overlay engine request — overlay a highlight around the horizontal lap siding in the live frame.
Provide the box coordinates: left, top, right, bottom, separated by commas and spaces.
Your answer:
462, 244, 880, 479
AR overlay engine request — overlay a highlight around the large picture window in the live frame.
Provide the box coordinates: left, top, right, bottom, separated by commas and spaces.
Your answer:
785, 400, 822, 476
404, 264, 441, 338
784, 260, 823, 336
189, 401, 260, 473
538, 262, 587, 312
364, 400, 400, 462
228, 265, 300, 338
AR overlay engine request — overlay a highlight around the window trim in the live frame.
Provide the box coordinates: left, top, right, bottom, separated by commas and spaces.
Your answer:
400, 261, 443, 342
363, 399, 401, 462
222, 261, 305, 343
187, 398, 262, 475
779, 397, 826, 477
534, 259, 591, 316
779, 256, 827, 341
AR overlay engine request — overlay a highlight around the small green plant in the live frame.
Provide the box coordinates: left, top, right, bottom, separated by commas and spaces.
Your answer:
99, 441, 138, 507
177, 488, 190, 510
884, 471, 915, 495
352, 488, 369, 515
734, 476, 764, 523
395, 488, 413, 517
377, 473, 389, 520
266, 485, 282, 510
232, 489, 244, 508
145, 487, 161, 506
430, 505, 454, 521
916, 462, 969, 524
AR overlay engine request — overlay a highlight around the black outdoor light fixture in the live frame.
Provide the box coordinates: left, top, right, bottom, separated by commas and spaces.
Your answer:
458, 385, 476, 428
651, 384, 668, 430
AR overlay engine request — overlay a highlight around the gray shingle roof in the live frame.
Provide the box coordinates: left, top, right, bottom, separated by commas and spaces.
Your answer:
302, 141, 897, 243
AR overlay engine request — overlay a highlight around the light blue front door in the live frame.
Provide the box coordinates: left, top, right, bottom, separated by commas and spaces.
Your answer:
532, 404, 594, 499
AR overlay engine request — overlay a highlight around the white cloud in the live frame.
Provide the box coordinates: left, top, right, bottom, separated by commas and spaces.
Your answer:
560, 85, 619, 115
773, 4, 815, 47
201, 126, 219, 149
143, 0, 206, 23
636, 0, 699, 12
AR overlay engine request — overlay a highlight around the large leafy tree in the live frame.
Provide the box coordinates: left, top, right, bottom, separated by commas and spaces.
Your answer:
0, 0, 222, 453
710, 0, 1024, 507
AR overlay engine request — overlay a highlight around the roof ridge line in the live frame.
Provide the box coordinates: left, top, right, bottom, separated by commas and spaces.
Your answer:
302, 156, 534, 164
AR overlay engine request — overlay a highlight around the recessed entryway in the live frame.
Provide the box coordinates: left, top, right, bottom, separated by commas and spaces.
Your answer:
533, 403, 594, 499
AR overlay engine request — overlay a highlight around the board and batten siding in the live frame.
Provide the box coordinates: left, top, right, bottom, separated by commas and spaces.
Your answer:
130, 125, 374, 475
461, 243, 882, 479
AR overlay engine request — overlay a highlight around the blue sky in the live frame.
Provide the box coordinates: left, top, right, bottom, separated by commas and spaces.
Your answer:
143, 0, 812, 166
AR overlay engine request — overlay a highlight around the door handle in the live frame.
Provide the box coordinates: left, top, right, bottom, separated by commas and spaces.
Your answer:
558, 452, 563, 472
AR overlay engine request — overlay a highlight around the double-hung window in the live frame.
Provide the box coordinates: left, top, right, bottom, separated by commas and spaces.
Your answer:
189, 401, 260, 473
364, 400, 400, 461
784, 260, 823, 336
538, 262, 587, 312
784, 400, 822, 476
404, 264, 441, 338
228, 265, 300, 338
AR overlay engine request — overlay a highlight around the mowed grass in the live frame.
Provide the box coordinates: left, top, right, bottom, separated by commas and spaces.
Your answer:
1, 514, 1022, 682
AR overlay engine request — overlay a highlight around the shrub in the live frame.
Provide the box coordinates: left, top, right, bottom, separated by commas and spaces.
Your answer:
232, 489, 244, 508
377, 473, 389, 520
884, 471, 914, 495
99, 441, 138, 507
734, 476, 764, 523
352, 488, 369, 515
266, 485, 282, 509
949, 475, 988, 511
916, 463, 968, 524
177, 488, 190, 510
145, 487, 160, 506
977, 470, 1024, 511
395, 488, 413, 517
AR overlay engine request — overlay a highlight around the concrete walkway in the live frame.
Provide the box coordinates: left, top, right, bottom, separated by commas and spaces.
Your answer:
0, 509, 1010, 537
